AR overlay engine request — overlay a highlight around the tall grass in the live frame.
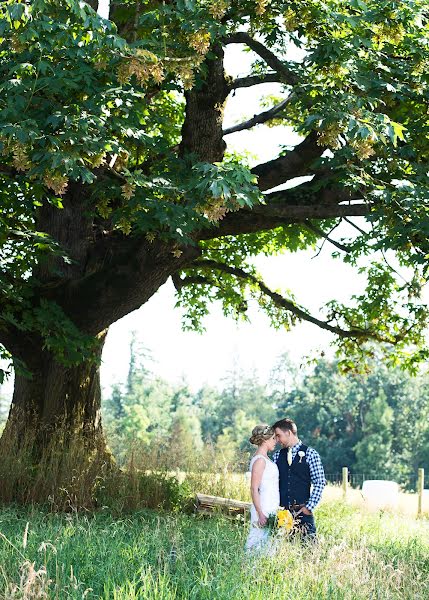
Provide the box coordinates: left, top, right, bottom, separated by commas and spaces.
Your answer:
0, 426, 113, 510
0, 429, 250, 511
1, 430, 428, 598
1, 429, 427, 518
0, 501, 428, 599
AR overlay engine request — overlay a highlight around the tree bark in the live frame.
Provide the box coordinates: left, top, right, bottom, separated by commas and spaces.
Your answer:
0, 196, 201, 501
1, 330, 107, 453
0, 185, 114, 495
0, 328, 114, 506
179, 45, 229, 162
0, 46, 230, 490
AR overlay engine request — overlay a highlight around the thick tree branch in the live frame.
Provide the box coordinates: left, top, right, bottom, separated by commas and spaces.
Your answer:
197, 202, 369, 240
228, 72, 282, 90
194, 176, 371, 240
196, 179, 368, 241
224, 32, 298, 86
189, 259, 395, 343
254, 203, 368, 219
179, 45, 229, 162
260, 180, 364, 211
223, 95, 293, 136
252, 132, 323, 191
51, 239, 201, 335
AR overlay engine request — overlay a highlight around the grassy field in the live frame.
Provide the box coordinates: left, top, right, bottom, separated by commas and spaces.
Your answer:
0, 493, 428, 600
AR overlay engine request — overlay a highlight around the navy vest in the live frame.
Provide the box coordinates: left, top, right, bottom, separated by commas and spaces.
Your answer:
277, 444, 311, 508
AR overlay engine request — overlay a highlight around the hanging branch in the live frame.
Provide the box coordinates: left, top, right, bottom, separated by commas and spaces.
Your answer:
186, 259, 399, 343
303, 220, 351, 254
223, 95, 294, 136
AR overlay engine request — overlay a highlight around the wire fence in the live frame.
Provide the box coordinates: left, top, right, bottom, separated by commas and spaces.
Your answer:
325, 470, 429, 492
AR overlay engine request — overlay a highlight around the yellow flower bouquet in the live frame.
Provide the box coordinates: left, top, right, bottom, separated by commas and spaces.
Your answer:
266, 507, 294, 535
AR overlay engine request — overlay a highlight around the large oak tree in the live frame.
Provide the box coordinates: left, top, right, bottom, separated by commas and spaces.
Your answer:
1, 0, 429, 465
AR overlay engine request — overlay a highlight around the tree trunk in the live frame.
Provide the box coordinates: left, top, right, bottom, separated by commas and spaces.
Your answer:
0, 330, 114, 506
3, 332, 106, 444
0, 42, 227, 507
179, 45, 229, 161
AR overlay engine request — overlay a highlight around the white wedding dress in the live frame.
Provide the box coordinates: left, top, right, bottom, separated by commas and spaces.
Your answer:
245, 455, 280, 553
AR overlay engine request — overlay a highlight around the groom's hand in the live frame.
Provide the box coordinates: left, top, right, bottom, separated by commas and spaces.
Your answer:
297, 506, 312, 516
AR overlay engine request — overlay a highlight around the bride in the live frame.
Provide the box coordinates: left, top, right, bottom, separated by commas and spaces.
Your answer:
245, 424, 280, 553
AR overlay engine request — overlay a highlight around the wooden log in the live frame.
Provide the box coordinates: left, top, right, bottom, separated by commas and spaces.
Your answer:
195, 493, 251, 514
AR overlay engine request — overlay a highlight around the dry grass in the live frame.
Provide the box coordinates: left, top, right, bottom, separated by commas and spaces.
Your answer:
322, 484, 429, 517
0, 425, 427, 520
0, 427, 112, 510
172, 470, 429, 519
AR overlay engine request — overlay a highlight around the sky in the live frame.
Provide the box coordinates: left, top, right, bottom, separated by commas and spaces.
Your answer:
0, 44, 417, 400
100, 246, 364, 394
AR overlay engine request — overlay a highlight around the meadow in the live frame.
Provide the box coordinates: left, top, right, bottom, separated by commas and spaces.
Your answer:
0, 485, 428, 600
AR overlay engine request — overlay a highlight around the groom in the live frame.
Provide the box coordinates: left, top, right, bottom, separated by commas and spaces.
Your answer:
272, 418, 326, 539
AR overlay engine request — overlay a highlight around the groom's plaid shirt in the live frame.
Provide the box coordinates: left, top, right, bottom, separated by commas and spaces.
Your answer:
272, 441, 326, 511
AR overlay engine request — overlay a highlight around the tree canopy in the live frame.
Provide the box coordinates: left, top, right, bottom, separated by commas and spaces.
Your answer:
1, 0, 429, 382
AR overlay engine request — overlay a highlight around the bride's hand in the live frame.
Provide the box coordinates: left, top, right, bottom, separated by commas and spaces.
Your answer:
257, 511, 267, 527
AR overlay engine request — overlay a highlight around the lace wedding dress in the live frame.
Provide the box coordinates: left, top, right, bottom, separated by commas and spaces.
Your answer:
245, 455, 280, 553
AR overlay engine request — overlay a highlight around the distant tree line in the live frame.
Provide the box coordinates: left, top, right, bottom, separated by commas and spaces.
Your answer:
99, 337, 429, 489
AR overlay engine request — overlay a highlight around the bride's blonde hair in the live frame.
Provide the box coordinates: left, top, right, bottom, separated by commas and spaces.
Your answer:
249, 424, 274, 446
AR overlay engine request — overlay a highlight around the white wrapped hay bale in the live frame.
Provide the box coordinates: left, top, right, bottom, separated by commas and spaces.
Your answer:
361, 480, 400, 510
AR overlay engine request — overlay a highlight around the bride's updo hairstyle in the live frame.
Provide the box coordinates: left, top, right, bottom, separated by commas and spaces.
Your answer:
249, 424, 274, 446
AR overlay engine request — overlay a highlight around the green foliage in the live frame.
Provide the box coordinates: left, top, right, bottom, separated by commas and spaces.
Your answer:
0, 1, 265, 379
0, 0, 259, 238
353, 392, 394, 473
326, 262, 429, 373
277, 357, 429, 487
103, 337, 204, 466
1, 296, 100, 369
193, 160, 262, 209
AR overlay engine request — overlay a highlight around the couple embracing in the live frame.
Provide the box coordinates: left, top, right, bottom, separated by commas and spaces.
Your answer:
246, 418, 326, 552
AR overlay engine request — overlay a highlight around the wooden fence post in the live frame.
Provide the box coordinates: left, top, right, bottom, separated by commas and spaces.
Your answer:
342, 467, 349, 499
417, 468, 424, 517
